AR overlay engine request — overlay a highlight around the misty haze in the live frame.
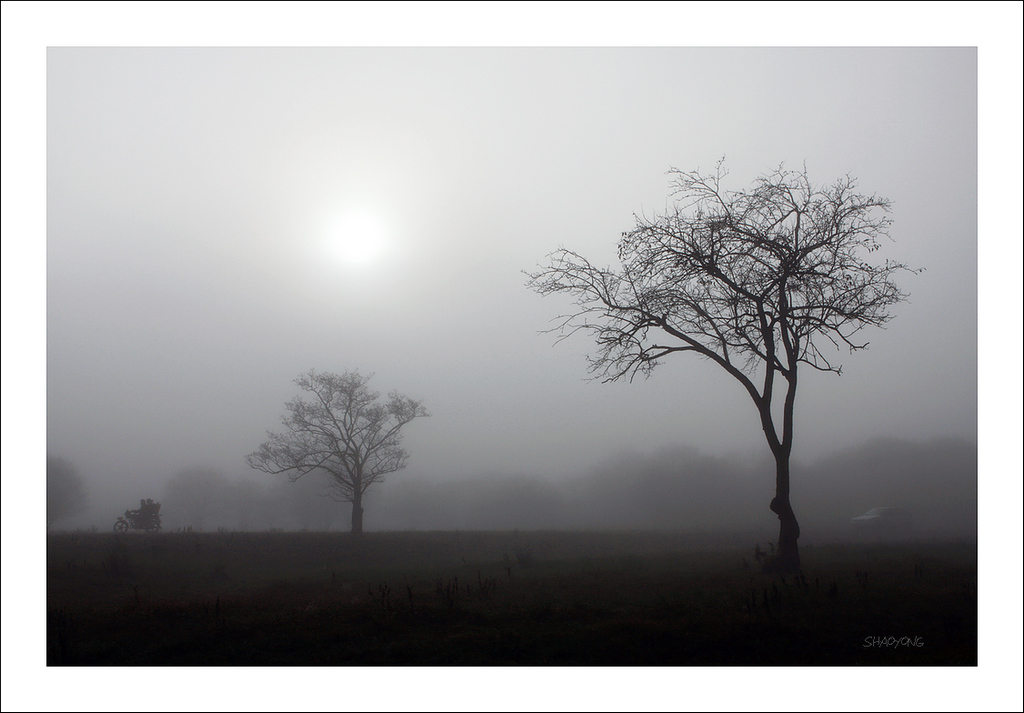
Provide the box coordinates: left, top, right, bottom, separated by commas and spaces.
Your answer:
45, 47, 978, 535
28, 33, 994, 682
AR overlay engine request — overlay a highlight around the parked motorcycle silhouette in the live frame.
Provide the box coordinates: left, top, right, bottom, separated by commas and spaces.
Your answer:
114, 499, 162, 533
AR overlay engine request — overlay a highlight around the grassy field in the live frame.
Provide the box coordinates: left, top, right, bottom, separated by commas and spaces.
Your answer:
46, 530, 977, 666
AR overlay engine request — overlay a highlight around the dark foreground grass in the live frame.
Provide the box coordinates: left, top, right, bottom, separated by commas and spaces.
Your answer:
46, 530, 976, 666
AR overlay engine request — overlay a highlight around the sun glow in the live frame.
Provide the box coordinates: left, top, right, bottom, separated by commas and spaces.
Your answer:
323, 209, 391, 267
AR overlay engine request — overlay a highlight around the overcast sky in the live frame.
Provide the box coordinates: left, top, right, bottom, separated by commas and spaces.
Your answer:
5, 2, 1024, 710
43, 43, 982, 491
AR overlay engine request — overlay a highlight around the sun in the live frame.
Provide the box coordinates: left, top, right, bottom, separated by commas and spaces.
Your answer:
323, 209, 391, 267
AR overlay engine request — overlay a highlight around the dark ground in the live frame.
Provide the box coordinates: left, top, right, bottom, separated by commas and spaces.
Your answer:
46, 529, 977, 666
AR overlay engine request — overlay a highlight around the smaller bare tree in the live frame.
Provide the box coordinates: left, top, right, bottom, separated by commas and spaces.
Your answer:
246, 369, 429, 535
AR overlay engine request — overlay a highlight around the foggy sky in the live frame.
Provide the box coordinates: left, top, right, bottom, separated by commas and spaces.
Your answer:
43, 45, 980, 494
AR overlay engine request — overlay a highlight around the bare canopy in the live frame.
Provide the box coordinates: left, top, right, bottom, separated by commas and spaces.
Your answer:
246, 369, 429, 534
528, 162, 915, 572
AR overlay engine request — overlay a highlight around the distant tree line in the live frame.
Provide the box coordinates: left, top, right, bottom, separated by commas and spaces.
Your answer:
47, 455, 89, 529
159, 467, 340, 532
49, 437, 975, 537
164, 437, 977, 535
370, 437, 976, 538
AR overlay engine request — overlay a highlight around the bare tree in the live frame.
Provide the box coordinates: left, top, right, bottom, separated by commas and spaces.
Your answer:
47, 455, 88, 529
527, 162, 916, 572
246, 369, 429, 535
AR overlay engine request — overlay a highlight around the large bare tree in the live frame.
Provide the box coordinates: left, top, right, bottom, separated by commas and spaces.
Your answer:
247, 369, 429, 535
527, 162, 915, 572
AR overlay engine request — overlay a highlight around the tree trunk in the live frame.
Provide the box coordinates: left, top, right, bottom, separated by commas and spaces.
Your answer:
765, 453, 801, 574
351, 493, 364, 536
